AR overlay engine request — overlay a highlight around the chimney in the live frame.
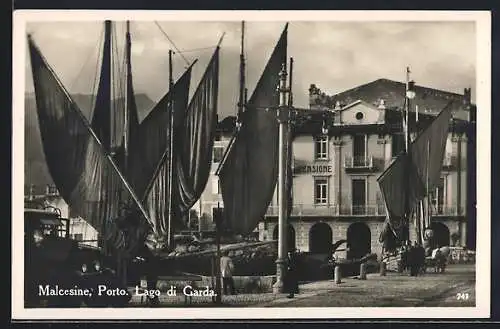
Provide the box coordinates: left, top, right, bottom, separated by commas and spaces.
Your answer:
45, 184, 51, 195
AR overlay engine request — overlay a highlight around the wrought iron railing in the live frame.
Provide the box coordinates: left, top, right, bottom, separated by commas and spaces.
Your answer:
265, 203, 386, 217
344, 155, 374, 168
433, 205, 466, 216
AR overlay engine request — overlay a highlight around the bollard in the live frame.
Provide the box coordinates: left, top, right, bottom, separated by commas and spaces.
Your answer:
360, 263, 367, 280
380, 261, 387, 276
334, 265, 342, 284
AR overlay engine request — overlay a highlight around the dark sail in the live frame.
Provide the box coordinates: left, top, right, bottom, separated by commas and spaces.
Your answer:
175, 47, 220, 215
378, 153, 425, 236
128, 67, 192, 198
91, 20, 112, 151
28, 35, 152, 256
218, 24, 288, 235
410, 101, 454, 191
138, 66, 193, 240
114, 23, 140, 172
377, 102, 453, 241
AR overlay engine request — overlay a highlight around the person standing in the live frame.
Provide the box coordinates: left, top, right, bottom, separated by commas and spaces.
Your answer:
415, 243, 426, 274
220, 251, 235, 295
409, 241, 419, 276
285, 250, 299, 298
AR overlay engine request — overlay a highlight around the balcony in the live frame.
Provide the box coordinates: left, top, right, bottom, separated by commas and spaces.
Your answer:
264, 203, 466, 218
432, 204, 466, 216
265, 203, 387, 217
344, 155, 377, 173
442, 155, 467, 171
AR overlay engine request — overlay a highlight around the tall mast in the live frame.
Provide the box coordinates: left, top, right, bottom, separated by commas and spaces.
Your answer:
425, 139, 431, 238
123, 21, 131, 173
167, 49, 174, 250
404, 67, 411, 154
238, 21, 246, 121
403, 66, 412, 244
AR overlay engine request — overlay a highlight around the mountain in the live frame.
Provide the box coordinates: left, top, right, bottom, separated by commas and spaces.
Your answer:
24, 92, 156, 193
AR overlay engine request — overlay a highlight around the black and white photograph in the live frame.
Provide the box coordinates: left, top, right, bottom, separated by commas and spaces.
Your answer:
12, 10, 491, 319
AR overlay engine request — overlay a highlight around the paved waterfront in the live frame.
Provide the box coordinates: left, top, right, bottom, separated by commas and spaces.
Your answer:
128, 263, 475, 307
263, 263, 475, 307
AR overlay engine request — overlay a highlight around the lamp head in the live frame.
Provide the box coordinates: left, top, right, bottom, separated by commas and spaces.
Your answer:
406, 80, 416, 99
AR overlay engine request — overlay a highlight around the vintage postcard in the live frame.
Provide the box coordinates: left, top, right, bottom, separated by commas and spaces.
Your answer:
12, 10, 491, 320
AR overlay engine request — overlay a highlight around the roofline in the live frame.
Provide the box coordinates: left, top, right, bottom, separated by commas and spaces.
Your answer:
340, 99, 380, 111
331, 78, 467, 99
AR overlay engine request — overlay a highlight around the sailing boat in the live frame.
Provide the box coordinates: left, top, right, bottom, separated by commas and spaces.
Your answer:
29, 19, 225, 255
27, 33, 154, 258
50, 20, 195, 256
377, 69, 454, 268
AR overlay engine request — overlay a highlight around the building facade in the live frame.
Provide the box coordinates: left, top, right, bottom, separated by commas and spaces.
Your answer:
198, 78, 476, 258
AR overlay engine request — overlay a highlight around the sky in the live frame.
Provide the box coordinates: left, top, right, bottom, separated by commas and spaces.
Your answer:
25, 20, 476, 119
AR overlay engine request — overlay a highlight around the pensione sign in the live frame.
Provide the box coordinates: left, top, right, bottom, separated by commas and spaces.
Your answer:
294, 164, 333, 174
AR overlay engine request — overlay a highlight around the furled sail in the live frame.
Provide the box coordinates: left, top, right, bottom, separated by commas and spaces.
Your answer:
218, 24, 288, 235
175, 46, 220, 215
28, 35, 152, 257
377, 102, 454, 241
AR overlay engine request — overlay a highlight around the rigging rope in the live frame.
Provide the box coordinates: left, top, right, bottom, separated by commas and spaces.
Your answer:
69, 27, 103, 94
153, 21, 191, 67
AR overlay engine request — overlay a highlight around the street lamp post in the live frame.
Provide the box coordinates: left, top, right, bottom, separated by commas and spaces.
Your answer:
273, 64, 290, 294
271, 62, 335, 294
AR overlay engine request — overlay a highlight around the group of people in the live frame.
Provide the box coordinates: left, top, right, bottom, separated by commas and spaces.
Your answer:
219, 249, 300, 298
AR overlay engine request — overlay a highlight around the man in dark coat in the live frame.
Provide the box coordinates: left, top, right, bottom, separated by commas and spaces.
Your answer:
414, 243, 426, 274
409, 241, 421, 276
285, 250, 299, 298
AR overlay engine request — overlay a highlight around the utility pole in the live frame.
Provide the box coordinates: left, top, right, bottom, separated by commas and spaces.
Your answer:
167, 49, 175, 250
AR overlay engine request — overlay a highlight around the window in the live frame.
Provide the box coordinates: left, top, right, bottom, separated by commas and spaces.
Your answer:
212, 177, 220, 195
314, 135, 328, 160
353, 134, 366, 166
429, 177, 445, 213
392, 133, 405, 157
314, 178, 328, 205
48, 185, 58, 195
213, 146, 224, 164
352, 179, 366, 215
